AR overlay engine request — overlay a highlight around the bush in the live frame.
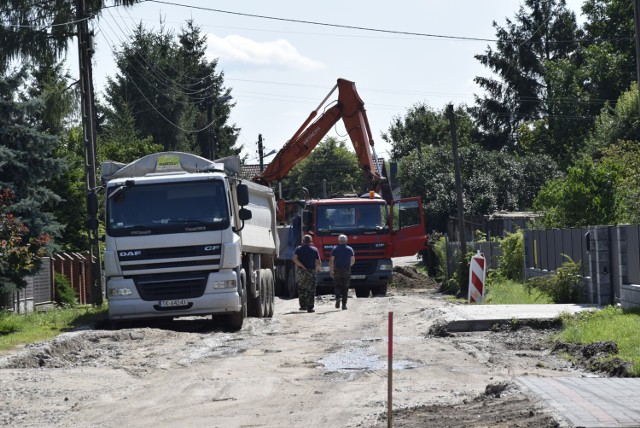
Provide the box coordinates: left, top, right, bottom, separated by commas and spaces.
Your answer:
431, 236, 445, 281
54, 273, 77, 307
496, 229, 524, 281
525, 255, 581, 303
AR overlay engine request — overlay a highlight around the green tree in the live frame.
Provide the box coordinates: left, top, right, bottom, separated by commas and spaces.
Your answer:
48, 128, 87, 251
280, 137, 361, 200
397, 145, 558, 232
103, 20, 239, 158
0, 69, 63, 249
382, 103, 477, 159
472, 0, 580, 151
0, 189, 50, 294
98, 102, 162, 164
586, 82, 640, 154
581, 0, 637, 110
599, 141, 640, 224
532, 157, 619, 228
0, 0, 143, 69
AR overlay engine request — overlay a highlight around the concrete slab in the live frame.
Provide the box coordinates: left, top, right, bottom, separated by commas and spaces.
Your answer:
439, 303, 598, 332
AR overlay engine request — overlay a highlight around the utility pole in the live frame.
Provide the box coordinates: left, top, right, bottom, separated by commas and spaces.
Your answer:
76, 0, 102, 305
258, 134, 264, 172
635, 0, 640, 113
447, 104, 467, 295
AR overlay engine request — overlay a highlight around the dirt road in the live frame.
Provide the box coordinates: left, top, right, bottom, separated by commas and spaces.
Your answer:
0, 285, 582, 427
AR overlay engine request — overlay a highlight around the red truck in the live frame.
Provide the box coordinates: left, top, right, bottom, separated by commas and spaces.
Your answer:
253, 78, 426, 297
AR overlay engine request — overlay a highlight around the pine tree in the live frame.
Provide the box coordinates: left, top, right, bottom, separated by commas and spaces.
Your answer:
0, 70, 61, 291
472, 0, 580, 151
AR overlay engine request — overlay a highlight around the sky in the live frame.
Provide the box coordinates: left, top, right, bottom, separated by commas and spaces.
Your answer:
68, 0, 586, 164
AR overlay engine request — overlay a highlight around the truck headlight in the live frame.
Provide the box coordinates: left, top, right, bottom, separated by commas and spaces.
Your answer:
213, 279, 236, 289
379, 263, 393, 271
108, 288, 133, 296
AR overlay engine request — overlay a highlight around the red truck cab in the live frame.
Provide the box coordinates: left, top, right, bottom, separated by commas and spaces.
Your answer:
297, 193, 426, 297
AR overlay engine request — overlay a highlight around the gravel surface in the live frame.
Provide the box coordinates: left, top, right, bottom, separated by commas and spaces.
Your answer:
0, 270, 588, 427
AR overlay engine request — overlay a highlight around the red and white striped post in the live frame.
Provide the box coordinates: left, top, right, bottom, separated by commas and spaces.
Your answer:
468, 251, 486, 303
388, 311, 393, 428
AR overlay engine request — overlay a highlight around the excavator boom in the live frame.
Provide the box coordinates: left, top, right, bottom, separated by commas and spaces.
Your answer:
253, 78, 393, 202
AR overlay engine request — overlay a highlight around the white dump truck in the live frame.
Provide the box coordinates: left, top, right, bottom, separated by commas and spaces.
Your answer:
100, 152, 278, 331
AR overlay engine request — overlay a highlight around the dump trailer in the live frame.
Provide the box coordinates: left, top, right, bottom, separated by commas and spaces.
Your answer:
101, 152, 278, 331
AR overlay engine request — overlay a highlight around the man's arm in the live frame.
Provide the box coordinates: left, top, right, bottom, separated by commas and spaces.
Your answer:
292, 253, 304, 270
350, 255, 355, 267
329, 255, 335, 277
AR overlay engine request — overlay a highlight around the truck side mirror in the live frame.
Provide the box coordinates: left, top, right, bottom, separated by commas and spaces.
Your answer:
239, 208, 252, 221
237, 184, 250, 206
303, 211, 312, 225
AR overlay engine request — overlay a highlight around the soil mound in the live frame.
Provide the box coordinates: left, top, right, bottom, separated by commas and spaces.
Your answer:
392, 265, 439, 290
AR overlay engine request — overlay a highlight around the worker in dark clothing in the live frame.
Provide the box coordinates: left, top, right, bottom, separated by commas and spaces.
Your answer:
292, 234, 321, 313
329, 234, 355, 310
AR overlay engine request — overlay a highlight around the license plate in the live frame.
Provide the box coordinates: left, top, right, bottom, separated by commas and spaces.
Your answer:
350, 275, 365, 279
159, 299, 188, 308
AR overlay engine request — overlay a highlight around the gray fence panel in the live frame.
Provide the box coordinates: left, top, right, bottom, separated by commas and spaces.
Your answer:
548, 230, 559, 270
561, 229, 572, 264
609, 226, 621, 301
628, 225, 640, 284
31, 258, 52, 305
536, 230, 546, 270
540, 231, 548, 270
571, 229, 585, 276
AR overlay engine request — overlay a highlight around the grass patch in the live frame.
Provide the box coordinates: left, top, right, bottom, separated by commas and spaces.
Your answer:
0, 305, 108, 353
556, 306, 640, 376
483, 278, 554, 304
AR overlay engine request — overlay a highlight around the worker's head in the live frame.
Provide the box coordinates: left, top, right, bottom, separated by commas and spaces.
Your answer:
338, 234, 348, 244
303, 234, 312, 244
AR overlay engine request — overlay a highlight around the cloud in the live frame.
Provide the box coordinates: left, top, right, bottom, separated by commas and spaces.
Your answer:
206, 34, 325, 72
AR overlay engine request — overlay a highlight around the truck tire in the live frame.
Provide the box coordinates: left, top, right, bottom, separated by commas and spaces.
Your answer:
249, 272, 266, 318
287, 263, 297, 298
371, 284, 388, 296
264, 269, 274, 317
355, 288, 370, 298
221, 278, 246, 331
260, 269, 271, 318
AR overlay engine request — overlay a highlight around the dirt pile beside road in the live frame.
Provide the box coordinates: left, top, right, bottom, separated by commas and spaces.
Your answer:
392, 265, 439, 290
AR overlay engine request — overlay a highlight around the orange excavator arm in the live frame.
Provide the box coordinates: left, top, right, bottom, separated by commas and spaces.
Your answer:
253, 78, 393, 202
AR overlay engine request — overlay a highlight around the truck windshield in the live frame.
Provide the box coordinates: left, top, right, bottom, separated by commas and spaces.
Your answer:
316, 202, 388, 236
107, 180, 229, 236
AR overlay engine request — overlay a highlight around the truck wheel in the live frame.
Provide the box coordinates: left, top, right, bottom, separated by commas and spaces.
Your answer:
264, 269, 274, 317
287, 266, 297, 298
260, 269, 269, 317
355, 288, 370, 298
372, 284, 388, 296
248, 271, 265, 318
221, 279, 246, 331
222, 309, 244, 332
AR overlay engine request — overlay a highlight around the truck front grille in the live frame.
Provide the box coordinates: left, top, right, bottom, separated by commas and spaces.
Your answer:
322, 242, 386, 259
133, 272, 208, 301
351, 259, 377, 276
118, 244, 221, 274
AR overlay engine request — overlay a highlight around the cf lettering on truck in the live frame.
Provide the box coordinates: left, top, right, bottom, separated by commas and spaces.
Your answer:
101, 152, 279, 331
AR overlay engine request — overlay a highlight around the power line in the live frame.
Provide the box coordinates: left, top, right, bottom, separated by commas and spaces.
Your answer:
143, 0, 632, 45
147, 0, 498, 42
